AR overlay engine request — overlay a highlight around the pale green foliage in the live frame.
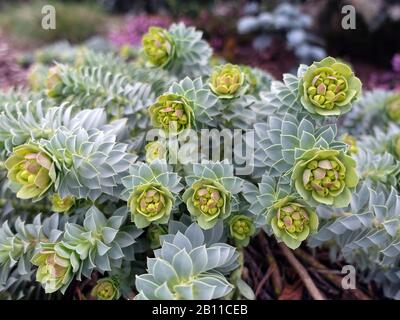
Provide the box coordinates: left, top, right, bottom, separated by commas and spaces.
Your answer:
1, 23, 400, 301
62, 206, 142, 278
135, 223, 238, 300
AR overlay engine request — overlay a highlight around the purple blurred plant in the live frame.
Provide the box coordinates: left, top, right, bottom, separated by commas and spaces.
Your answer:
0, 37, 27, 89
392, 53, 400, 73
368, 53, 400, 91
108, 15, 172, 47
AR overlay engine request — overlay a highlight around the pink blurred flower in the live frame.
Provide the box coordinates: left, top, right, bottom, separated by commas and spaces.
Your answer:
108, 15, 172, 47
392, 53, 400, 73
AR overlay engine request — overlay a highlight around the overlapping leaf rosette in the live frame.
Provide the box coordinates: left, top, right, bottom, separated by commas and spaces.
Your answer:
0, 214, 67, 292
342, 90, 393, 136
308, 182, 400, 299
43, 126, 136, 201
299, 57, 362, 116
227, 214, 256, 247
247, 176, 318, 249
292, 148, 359, 207
4, 144, 57, 201
385, 93, 400, 124
141, 23, 212, 78
253, 113, 348, 179
121, 160, 183, 228
208, 63, 267, 128
182, 161, 243, 229
135, 223, 238, 300
61, 206, 142, 277
91, 277, 120, 300
31, 242, 80, 294
148, 77, 219, 135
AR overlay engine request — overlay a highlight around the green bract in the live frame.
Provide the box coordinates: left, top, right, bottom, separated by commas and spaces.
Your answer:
145, 141, 167, 163
393, 135, 400, 159
292, 149, 359, 207
31, 242, 80, 294
386, 94, 400, 122
184, 179, 229, 229
342, 133, 359, 155
183, 161, 242, 230
147, 224, 168, 249
299, 57, 362, 116
228, 215, 255, 247
148, 93, 194, 134
45, 65, 63, 98
142, 27, 175, 68
50, 194, 75, 213
135, 223, 238, 300
209, 64, 246, 99
129, 184, 174, 228
5, 144, 57, 200
92, 278, 120, 300
270, 198, 318, 250
241, 65, 257, 94
121, 160, 182, 228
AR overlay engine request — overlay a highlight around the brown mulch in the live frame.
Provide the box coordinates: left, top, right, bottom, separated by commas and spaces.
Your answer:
243, 232, 381, 300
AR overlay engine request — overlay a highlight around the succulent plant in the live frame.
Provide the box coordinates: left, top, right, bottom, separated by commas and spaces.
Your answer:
209, 64, 247, 99
386, 94, 400, 123
44, 126, 136, 201
183, 161, 242, 229
91, 277, 120, 300
45, 65, 63, 98
140, 23, 212, 78
270, 198, 318, 249
50, 194, 75, 213
121, 160, 182, 228
62, 206, 142, 277
31, 242, 80, 294
292, 149, 359, 207
299, 57, 362, 116
135, 223, 238, 300
247, 175, 318, 249
5, 144, 57, 201
3, 23, 400, 301
147, 224, 168, 249
228, 215, 255, 247
142, 27, 175, 68
145, 141, 167, 163
148, 93, 194, 134
341, 134, 359, 155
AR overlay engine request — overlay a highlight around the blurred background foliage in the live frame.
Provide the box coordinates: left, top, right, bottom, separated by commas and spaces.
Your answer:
0, 0, 399, 89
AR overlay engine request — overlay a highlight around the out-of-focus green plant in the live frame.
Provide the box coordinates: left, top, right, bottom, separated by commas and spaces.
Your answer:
0, 1, 107, 45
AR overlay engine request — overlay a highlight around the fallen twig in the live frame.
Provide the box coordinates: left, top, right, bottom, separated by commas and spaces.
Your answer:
279, 243, 325, 300
294, 248, 371, 300
258, 233, 283, 296
255, 266, 274, 298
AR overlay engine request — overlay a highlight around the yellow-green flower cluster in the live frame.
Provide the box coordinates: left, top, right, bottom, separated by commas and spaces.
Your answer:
209, 64, 246, 99
270, 199, 318, 249
229, 215, 255, 246
149, 93, 194, 134
300, 57, 362, 116
5, 144, 56, 200
128, 184, 173, 228
292, 149, 359, 207
142, 27, 175, 68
